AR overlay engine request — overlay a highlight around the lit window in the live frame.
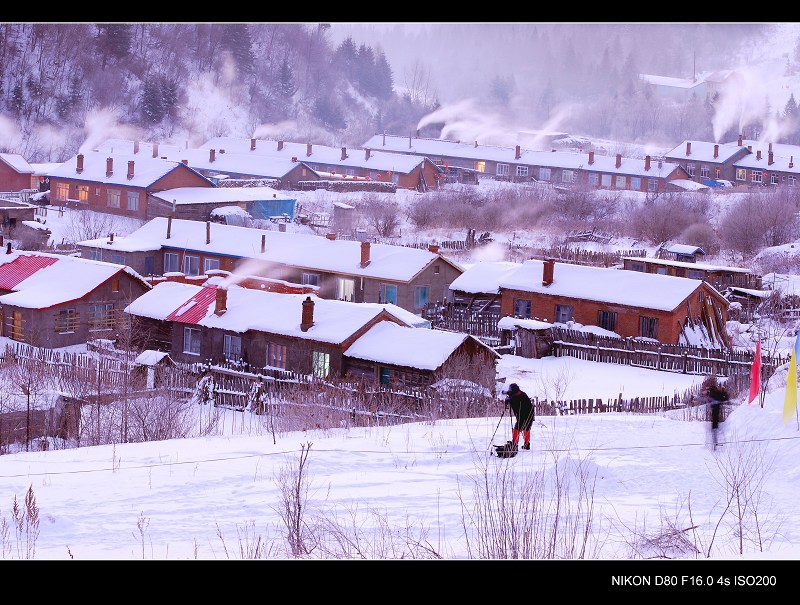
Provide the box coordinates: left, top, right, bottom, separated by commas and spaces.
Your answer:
736, 168, 747, 181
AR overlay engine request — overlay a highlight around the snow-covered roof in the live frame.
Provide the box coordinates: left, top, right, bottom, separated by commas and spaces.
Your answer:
343, 320, 494, 371
664, 140, 748, 164
668, 179, 711, 191
0, 250, 150, 309
156, 147, 311, 180
125, 281, 420, 345
624, 256, 752, 273
47, 151, 211, 188
500, 259, 704, 311
199, 137, 428, 174
497, 316, 552, 331
665, 244, 704, 255
639, 73, 705, 90
135, 350, 173, 366
0, 153, 33, 174
361, 134, 684, 178
80, 217, 459, 283
449, 261, 523, 293
151, 186, 295, 205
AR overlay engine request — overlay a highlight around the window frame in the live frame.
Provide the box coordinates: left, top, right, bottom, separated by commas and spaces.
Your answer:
266, 342, 287, 369
164, 252, 180, 273
183, 327, 201, 355
223, 333, 242, 361
639, 316, 659, 339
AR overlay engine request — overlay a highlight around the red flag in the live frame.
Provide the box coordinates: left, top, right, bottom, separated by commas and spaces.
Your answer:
748, 340, 761, 404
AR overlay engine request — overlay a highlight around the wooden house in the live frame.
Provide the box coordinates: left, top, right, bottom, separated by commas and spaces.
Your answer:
147, 186, 297, 222
498, 258, 730, 347
77, 217, 464, 314
47, 151, 215, 219
124, 280, 497, 388
0, 248, 151, 347
622, 256, 760, 291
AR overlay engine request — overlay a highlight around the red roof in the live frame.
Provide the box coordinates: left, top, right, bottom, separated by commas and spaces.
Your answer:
165, 284, 217, 324
0, 255, 59, 290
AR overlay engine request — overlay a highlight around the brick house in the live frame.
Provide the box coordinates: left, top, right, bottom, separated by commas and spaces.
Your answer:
0, 153, 35, 192
498, 258, 730, 347
664, 139, 751, 185
622, 256, 760, 291
77, 217, 463, 314
47, 151, 214, 219
124, 280, 497, 388
0, 248, 151, 347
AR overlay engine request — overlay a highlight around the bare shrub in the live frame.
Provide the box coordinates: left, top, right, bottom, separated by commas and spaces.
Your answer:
353, 193, 401, 237
678, 221, 721, 255
718, 188, 799, 257
630, 192, 708, 244
274, 442, 316, 557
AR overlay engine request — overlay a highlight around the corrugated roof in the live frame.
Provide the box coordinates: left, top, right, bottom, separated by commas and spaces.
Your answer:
0, 255, 58, 290
165, 284, 217, 324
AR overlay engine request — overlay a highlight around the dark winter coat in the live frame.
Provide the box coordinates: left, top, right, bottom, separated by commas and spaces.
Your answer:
506, 389, 535, 431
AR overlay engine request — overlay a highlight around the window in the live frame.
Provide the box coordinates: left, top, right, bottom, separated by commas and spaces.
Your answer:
496, 163, 510, 177
380, 367, 392, 385
88, 302, 115, 331
77, 185, 89, 202
629, 261, 646, 272
266, 343, 287, 369
647, 179, 658, 192
475, 161, 486, 173
751, 171, 763, 184
771, 173, 779, 185
107, 189, 121, 208
380, 284, 397, 304
686, 163, 696, 177
630, 177, 641, 190
539, 167, 551, 182
639, 316, 659, 339
514, 299, 531, 319
516, 165, 528, 178
183, 327, 201, 355
715, 167, 721, 178
111, 254, 124, 265
700, 166, 710, 178
336, 277, 355, 302
223, 334, 242, 361
111, 278, 120, 292
561, 170, 575, 183
164, 252, 179, 273
144, 256, 154, 275
790, 175, 797, 187
204, 258, 220, 273
601, 174, 612, 187
312, 351, 330, 378
736, 168, 747, 181
55, 183, 69, 202
615, 175, 626, 188
127, 191, 139, 211
656, 267, 667, 275
555, 304, 574, 323
589, 173, 599, 186
11, 310, 24, 342
414, 286, 429, 309
302, 273, 320, 287
55, 309, 79, 333
183, 254, 200, 276
84, 248, 102, 261
687, 270, 704, 280
598, 310, 617, 332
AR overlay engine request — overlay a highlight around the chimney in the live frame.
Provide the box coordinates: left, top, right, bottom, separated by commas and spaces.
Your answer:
209, 149, 215, 163
542, 258, 555, 286
341, 147, 348, 161
769, 151, 774, 165
360, 241, 371, 267
474, 141, 478, 148
206, 221, 211, 244
109, 233, 114, 243
127, 160, 134, 180
214, 287, 227, 316
152, 143, 159, 158
133, 140, 139, 154
757, 150, 762, 160
219, 149, 225, 154
515, 145, 521, 160
251, 138, 256, 151
166, 216, 172, 239
277, 140, 284, 151
181, 159, 188, 165
365, 148, 371, 160
588, 151, 594, 165
382, 132, 386, 146
261, 234, 266, 253
291, 156, 298, 163
301, 296, 314, 332
5, 242, 11, 254
76, 154, 84, 173
714, 144, 719, 158
644, 155, 651, 171
306, 143, 312, 156
615, 153, 622, 168
790, 156, 794, 169
738, 134, 743, 146
428, 244, 439, 254
685, 142, 691, 156
769, 142, 773, 153
326, 233, 337, 240
409, 134, 412, 148
106, 157, 113, 177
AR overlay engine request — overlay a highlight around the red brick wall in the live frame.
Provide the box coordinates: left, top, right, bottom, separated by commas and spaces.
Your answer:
0, 163, 32, 192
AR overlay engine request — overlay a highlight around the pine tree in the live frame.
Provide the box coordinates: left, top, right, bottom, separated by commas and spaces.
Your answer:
335, 36, 358, 81
785, 92, 798, 118
141, 77, 164, 125
277, 57, 297, 99
94, 24, 133, 69
373, 50, 394, 100
220, 24, 254, 75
